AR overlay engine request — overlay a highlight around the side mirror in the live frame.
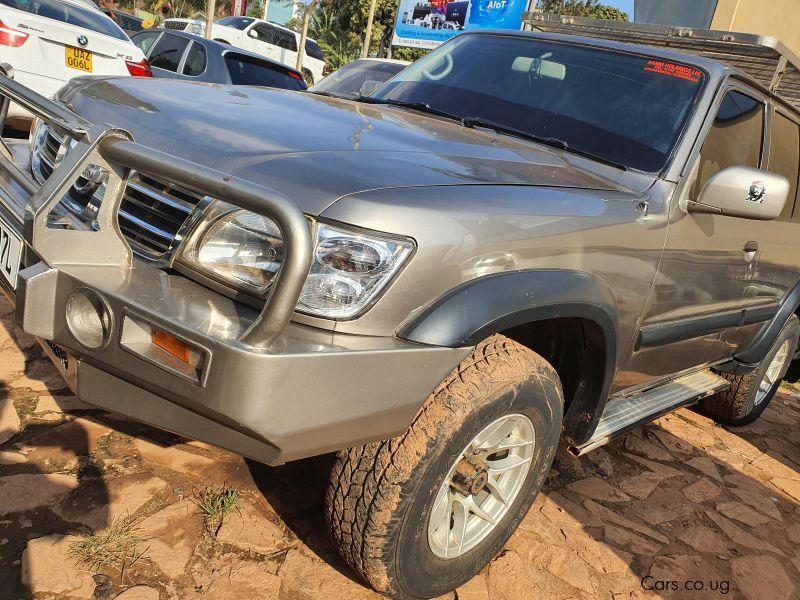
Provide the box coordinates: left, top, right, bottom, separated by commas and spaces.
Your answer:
690, 166, 789, 220
359, 80, 382, 97
248, 29, 258, 38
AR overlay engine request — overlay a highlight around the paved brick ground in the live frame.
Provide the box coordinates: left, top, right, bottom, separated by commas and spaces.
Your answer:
1, 296, 799, 600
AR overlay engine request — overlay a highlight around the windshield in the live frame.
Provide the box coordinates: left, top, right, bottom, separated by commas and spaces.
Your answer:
312, 59, 408, 99
217, 16, 253, 30
1, 0, 128, 40
373, 34, 706, 172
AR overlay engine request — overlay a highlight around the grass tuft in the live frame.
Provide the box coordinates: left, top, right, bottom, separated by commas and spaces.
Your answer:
192, 484, 240, 535
69, 515, 147, 579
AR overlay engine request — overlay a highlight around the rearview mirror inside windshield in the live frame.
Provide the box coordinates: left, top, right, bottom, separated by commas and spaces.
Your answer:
512, 56, 566, 80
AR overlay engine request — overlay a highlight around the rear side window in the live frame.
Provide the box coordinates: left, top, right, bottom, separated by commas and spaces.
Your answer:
0, 0, 128, 40
769, 111, 800, 220
149, 33, 191, 72
693, 90, 765, 198
252, 23, 297, 52
114, 11, 142, 32
132, 30, 161, 56
305, 39, 324, 61
225, 54, 306, 90
182, 41, 207, 76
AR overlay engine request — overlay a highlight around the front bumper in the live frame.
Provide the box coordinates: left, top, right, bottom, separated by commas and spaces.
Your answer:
15, 263, 467, 464
0, 74, 469, 465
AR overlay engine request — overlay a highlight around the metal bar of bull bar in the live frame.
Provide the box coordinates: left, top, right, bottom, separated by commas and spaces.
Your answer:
0, 74, 314, 349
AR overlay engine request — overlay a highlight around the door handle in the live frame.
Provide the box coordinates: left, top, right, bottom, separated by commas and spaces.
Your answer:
743, 241, 758, 264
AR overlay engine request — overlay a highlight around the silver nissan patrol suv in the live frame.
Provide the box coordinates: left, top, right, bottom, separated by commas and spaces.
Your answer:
1, 24, 799, 599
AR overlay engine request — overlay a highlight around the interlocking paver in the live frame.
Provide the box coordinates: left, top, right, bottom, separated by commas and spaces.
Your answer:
0, 295, 798, 599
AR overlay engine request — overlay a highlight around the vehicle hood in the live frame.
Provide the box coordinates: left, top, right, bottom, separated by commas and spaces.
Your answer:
59, 77, 638, 216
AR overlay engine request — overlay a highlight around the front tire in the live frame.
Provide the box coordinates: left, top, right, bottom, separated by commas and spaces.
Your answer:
702, 315, 800, 425
324, 335, 563, 599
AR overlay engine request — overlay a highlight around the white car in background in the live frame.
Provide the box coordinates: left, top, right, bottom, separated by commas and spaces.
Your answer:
164, 16, 325, 84
0, 0, 149, 125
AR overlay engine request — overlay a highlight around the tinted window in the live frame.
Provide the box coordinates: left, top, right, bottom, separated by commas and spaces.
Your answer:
114, 11, 142, 32
769, 111, 800, 219
132, 30, 161, 56
149, 33, 191, 72
693, 90, 764, 198
312, 60, 407, 98
183, 41, 207, 76
0, 0, 128, 40
217, 16, 254, 30
225, 54, 306, 90
305, 39, 324, 61
374, 35, 706, 172
252, 23, 297, 51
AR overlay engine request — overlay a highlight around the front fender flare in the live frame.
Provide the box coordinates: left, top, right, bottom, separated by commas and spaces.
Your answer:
398, 270, 621, 444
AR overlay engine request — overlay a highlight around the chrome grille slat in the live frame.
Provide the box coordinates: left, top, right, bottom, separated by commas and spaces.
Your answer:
118, 208, 177, 240
39, 153, 54, 168
119, 206, 180, 240
127, 181, 194, 213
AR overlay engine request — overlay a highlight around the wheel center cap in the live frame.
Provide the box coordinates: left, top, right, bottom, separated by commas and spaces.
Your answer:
451, 455, 490, 496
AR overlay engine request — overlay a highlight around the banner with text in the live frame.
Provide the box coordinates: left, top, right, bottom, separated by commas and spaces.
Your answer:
392, 0, 529, 49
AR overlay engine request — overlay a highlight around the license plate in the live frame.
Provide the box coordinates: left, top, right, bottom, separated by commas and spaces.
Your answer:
65, 47, 92, 72
0, 217, 22, 290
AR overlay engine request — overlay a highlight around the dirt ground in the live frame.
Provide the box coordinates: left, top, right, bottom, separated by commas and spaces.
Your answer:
1, 297, 799, 600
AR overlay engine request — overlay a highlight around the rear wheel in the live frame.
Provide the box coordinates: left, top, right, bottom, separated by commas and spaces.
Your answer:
324, 335, 563, 599
702, 315, 799, 425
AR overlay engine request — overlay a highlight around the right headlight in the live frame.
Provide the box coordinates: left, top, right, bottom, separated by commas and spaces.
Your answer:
182, 212, 414, 320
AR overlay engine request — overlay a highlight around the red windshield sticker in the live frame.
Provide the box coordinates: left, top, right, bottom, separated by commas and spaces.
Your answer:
644, 60, 702, 83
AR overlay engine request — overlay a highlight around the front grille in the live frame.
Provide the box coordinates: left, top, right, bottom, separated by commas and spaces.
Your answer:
45, 340, 69, 371
32, 125, 205, 261
164, 20, 188, 30
36, 127, 63, 180
119, 173, 204, 258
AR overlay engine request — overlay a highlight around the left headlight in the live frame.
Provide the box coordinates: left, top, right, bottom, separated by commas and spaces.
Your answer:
182, 213, 414, 319
298, 223, 414, 318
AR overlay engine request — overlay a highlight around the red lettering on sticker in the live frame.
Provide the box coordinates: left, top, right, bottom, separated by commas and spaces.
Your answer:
643, 60, 702, 83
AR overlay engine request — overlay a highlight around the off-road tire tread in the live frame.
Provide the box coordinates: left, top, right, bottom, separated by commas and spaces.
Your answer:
324, 334, 561, 596
700, 369, 754, 424
702, 315, 799, 425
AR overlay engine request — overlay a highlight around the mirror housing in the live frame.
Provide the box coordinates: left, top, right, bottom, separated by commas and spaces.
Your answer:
248, 29, 258, 38
359, 80, 382, 97
690, 166, 789, 220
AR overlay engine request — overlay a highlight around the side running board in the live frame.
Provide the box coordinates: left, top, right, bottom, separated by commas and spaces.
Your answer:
570, 369, 729, 456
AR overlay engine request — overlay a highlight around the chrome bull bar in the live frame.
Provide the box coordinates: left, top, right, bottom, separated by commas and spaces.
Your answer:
0, 74, 313, 349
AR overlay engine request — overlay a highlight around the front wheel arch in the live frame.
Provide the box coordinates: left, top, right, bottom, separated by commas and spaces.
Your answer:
398, 270, 620, 444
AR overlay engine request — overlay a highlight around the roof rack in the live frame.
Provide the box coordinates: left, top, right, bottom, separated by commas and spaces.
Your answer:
522, 12, 800, 110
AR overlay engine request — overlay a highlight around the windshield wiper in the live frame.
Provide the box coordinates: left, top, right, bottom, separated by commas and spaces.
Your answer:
355, 96, 462, 122
461, 116, 627, 171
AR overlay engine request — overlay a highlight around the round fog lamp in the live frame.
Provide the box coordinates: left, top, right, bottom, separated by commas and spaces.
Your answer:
65, 290, 110, 349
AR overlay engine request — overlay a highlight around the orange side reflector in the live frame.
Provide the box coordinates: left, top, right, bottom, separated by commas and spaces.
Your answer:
151, 328, 191, 364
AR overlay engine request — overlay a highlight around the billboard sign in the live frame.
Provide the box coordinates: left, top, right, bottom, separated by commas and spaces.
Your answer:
392, 0, 529, 49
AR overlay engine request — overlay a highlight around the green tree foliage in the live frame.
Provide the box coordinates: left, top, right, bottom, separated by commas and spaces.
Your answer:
536, 0, 628, 20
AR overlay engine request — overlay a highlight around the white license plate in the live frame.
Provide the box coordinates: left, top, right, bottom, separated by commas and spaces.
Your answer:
0, 217, 23, 290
